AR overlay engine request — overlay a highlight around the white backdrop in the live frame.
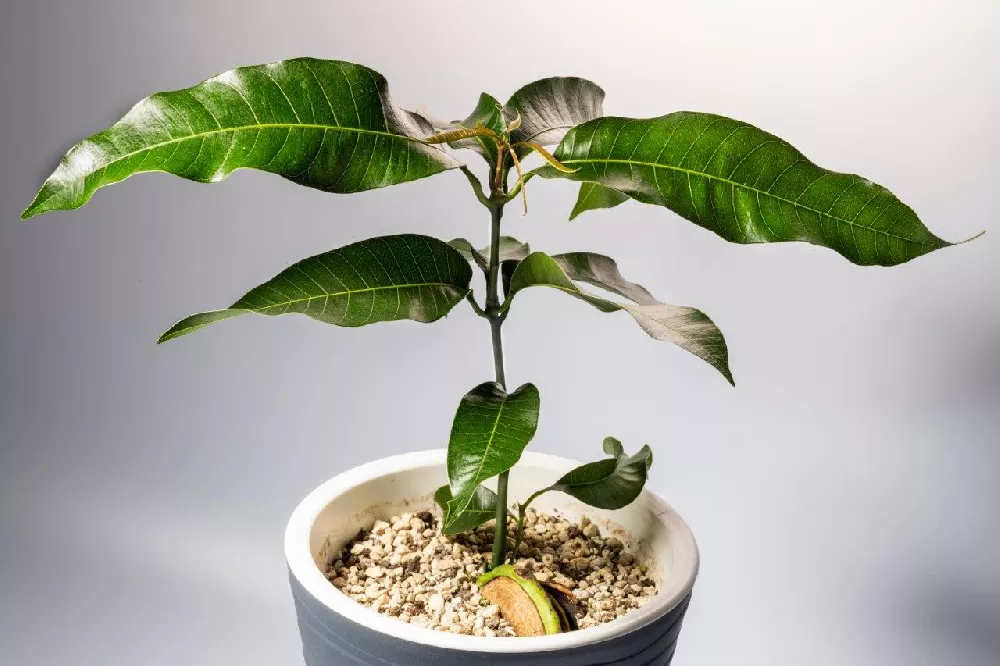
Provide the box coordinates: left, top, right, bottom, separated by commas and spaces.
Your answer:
1, 1, 997, 664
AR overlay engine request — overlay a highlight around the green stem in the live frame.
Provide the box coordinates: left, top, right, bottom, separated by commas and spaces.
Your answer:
465, 292, 487, 318
486, 198, 510, 571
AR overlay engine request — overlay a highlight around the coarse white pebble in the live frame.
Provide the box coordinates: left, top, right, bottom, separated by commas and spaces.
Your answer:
326, 509, 658, 637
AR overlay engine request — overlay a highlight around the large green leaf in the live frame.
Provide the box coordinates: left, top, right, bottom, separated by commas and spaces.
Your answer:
569, 182, 628, 220
505, 251, 733, 384
542, 112, 952, 266
434, 484, 497, 535
446, 382, 540, 522
506, 77, 605, 148
158, 234, 472, 343
551, 437, 653, 510
23, 58, 461, 219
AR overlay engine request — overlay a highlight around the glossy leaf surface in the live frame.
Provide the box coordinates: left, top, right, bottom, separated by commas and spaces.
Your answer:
23, 58, 460, 218
158, 234, 471, 342
506, 77, 604, 148
543, 112, 952, 265
446, 382, 540, 520
506, 251, 733, 384
570, 182, 628, 220
551, 437, 653, 510
435, 484, 497, 535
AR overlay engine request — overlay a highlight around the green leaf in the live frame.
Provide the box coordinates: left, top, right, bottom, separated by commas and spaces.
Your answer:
542, 112, 953, 266
158, 234, 472, 343
446, 382, 540, 522
602, 436, 625, 458
505, 251, 733, 384
434, 484, 497, 535
511, 436, 653, 555
505, 77, 605, 148
448, 238, 487, 271
23, 58, 461, 219
569, 182, 628, 220
500, 260, 519, 300
552, 440, 653, 510
484, 236, 532, 264
450, 236, 530, 275
435, 93, 507, 166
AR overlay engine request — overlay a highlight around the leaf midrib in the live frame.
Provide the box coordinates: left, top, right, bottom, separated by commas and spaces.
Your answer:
557, 461, 622, 490
79, 122, 429, 179
449, 395, 509, 521
561, 157, 934, 247
249, 281, 463, 312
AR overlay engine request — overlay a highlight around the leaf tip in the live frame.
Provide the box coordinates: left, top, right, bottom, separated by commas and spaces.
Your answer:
21, 197, 44, 220
956, 230, 986, 245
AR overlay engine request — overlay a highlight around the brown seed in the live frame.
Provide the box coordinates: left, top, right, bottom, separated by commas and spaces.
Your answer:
480, 577, 545, 637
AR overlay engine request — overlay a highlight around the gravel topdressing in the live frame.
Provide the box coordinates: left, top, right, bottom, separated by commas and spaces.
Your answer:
324, 508, 659, 637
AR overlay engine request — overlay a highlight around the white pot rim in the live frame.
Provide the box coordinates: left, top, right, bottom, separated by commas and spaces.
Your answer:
285, 449, 699, 653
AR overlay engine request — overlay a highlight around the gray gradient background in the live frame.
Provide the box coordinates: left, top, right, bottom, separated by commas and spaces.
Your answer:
1, 1, 997, 664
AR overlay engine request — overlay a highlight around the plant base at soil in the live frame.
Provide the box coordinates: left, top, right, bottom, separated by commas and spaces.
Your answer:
325, 508, 659, 637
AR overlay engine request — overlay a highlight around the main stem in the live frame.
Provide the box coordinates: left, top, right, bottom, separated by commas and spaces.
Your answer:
486, 197, 509, 570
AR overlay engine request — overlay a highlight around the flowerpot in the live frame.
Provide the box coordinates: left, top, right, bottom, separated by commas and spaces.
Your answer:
285, 450, 699, 665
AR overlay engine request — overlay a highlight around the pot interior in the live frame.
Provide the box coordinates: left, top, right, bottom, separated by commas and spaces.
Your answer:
309, 452, 691, 594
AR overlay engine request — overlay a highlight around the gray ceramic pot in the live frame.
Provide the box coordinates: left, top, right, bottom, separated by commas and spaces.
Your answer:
285, 451, 699, 665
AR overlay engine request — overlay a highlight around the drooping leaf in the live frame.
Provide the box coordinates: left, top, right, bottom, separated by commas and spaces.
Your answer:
434, 484, 497, 535
541, 112, 953, 266
23, 58, 461, 219
551, 440, 653, 510
158, 234, 472, 342
446, 382, 540, 522
505, 77, 605, 148
569, 182, 628, 220
505, 252, 733, 384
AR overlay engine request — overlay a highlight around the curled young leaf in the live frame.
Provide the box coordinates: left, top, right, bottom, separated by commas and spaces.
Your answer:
158, 234, 472, 342
422, 92, 507, 167
23, 58, 460, 218
511, 438, 653, 556
505, 251, 733, 384
551, 441, 653, 510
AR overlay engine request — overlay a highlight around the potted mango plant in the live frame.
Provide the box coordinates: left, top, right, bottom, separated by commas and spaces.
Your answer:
23, 58, 966, 665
